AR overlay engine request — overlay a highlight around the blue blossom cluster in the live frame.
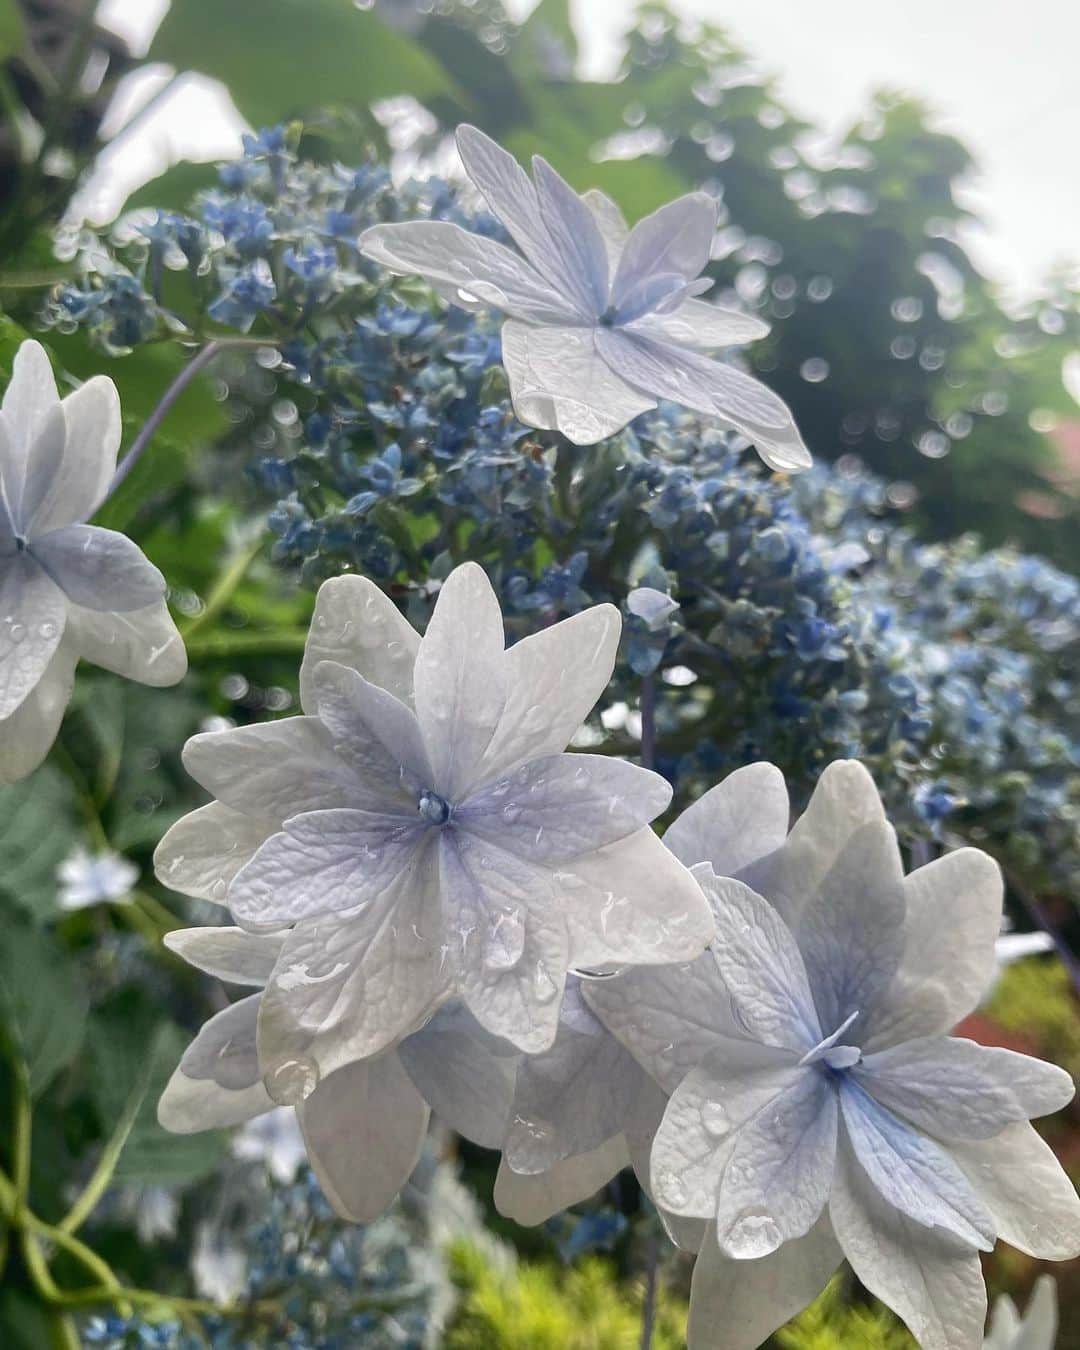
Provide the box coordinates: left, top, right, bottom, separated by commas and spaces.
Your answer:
50, 128, 1079, 906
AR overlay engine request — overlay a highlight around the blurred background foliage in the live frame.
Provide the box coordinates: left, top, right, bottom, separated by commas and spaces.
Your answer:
0, 1, 1077, 1347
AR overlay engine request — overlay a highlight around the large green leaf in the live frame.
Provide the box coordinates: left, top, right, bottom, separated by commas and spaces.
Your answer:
150, 0, 460, 128
0, 916, 87, 1094
0, 766, 80, 922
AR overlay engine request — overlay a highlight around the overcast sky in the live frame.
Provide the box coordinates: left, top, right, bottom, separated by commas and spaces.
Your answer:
96, 0, 1079, 302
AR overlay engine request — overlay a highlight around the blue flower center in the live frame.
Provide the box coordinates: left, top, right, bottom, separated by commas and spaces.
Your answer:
417, 790, 452, 827
598, 305, 619, 327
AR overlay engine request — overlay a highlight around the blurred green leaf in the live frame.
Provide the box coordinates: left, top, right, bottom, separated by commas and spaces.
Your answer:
0, 766, 80, 922
124, 159, 221, 215
0, 0, 25, 60
0, 1289, 57, 1350
150, 0, 461, 128
0, 915, 87, 1094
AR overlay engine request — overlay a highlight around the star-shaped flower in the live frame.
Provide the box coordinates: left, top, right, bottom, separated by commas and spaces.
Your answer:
984, 1277, 1057, 1350
0, 340, 186, 781
587, 761, 1080, 1350
156, 563, 712, 1101
359, 125, 809, 470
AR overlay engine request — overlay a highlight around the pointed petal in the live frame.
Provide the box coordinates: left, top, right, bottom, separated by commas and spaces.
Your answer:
623, 1079, 709, 1252
0, 554, 65, 719
397, 1001, 518, 1149
155, 802, 275, 904
838, 1082, 995, 1250
359, 220, 580, 323
949, 1121, 1080, 1260
441, 833, 567, 1054
228, 808, 422, 927
858, 1036, 1074, 1141
663, 761, 789, 874
1017, 1276, 1058, 1347
157, 1067, 271, 1134
181, 717, 366, 821
177, 993, 264, 1092
1, 341, 59, 508
714, 1070, 836, 1257
16, 402, 67, 529
299, 575, 420, 714
25, 376, 121, 532
582, 188, 628, 277
66, 599, 186, 686
0, 636, 75, 782
298, 1053, 428, 1222
864, 849, 1003, 1051
413, 562, 507, 800
30, 525, 164, 613
687, 1214, 842, 1350
611, 193, 718, 308
595, 327, 811, 471
475, 601, 621, 783
829, 1137, 988, 1350
162, 927, 285, 985
632, 297, 770, 349
256, 840, 449, 1075
559, 827, 714, 968
531, 155, 610, 314
501, 320, 656, 445
494, 1134, 629, 1225
458, 753, 670, 863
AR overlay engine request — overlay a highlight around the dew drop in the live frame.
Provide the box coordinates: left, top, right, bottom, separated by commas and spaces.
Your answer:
656, 1167, 687, 1209
264, 1055, 320, 1106
502, 804, 522, 824
533, 960, 559, 1004
8, 622, 25, 644
701, 1100, 729, 1138
38, 620, 57, 640
485, 909, 526, 971
725, 1209, 783, 1259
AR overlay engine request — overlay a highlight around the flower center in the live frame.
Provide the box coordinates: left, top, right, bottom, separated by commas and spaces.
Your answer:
417, 789, 452, 827
799, 1009, 862, 1073
598, 305, 619, 327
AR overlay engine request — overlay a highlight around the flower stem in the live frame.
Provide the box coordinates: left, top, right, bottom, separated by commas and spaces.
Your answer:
639, 1229, 659, 1350
59, 1057, 152, 1236
640, 673, 656, 772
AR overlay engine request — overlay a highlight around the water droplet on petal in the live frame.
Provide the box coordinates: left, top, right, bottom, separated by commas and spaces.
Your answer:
264, 1056, 320, 1106
502, 804, 523, 824
485, 909, 526, 971
38, 621, 57, 640
655, 1167, 687, 1210
724, 1209, 783, 1259
533, 960, 559, 1004
701, 1100, 729, 1138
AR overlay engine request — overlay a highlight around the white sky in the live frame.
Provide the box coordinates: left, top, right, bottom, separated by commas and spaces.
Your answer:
94, 0, 1079, 302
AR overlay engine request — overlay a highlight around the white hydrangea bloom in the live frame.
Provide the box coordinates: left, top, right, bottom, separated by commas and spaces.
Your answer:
984, 1277, 1057, 1350
155, 563, 712, 1104
56, 845, 139, 910
586, 761, 1080, 1350
0, 340, 186, 782
359, 125, 809, 470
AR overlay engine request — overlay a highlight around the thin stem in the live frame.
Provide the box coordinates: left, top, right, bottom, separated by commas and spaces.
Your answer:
184, 629, 310, 660
639, 1230, 659, 1350
108, 341, 225, 496
12, 1062, 32, 1211
639, 673, 656, 772
59, 1060, 151, 1235
181, 532, 267, 641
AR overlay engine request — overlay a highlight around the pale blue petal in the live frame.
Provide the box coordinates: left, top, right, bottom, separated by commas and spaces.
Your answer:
0, 553, 65, 719
13, 402, 66, 531
610, 193, 718, 313
179, 993, 262, 1091
838, 1080, 996, 1250
630, 297, 771, 349
30, 524, 165, 613
857, 1036, 1075, 1141
456, 752, 670, 863
530, 156, 610, 316
662, 761, 790, 875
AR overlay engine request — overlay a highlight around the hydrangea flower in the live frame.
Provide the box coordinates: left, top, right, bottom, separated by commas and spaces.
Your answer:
155, 563, 711, 1100
587, 761, 1080, 1350
984, 1277, 1057, 1350
57, 845, 139, 910
0, 341, 186, 781
359, 125, 809, 469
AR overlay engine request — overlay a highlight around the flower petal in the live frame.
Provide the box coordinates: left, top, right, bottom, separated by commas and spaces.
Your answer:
559, 827, 714, 968
182, 716, 365, 821
494, 1134, 629, 1226
0, 636, 76, 782
611, 193, 718, 310
16, 402, 67, 530
256, 839, 449, 1075
0, 554, 65, 719
662, 761, 790, 874
475, 602, 621, 784
530, 155, 610, 315
310, 659, 434, 807
858, 1036, 1074, 1141
687, 1214, 842, 1350
66, 599, 186, 686
838, 1081, 995, 1250
228, 808, 423, 927
155, 802, 275, 904
864, 849, 1003, 1051
650, 1053, 803, 1218
298, 1052, 428, 1222
829, 1136, 988, 1350
631, 297, 771, 349
699, 871, 822, 1052
581, 188, 628, 276
397, 1001, 518, 1148
162, 926, 285, 985
359, 219, 579, 324
458, 752, 670, 863
158, 1068, 270, 1134
299, 574, 420, 713
714, 1069, 836, 1258
30, 524, 165, 613
25, 376, 121, 532
501, 320, 656, 445
414, 561, 507, 800
0, 341, 59, 505
594, 327, 811, 471
177, 993, 264, 1092
441, 833, 567, 1054
948, 1121, 1080, 1260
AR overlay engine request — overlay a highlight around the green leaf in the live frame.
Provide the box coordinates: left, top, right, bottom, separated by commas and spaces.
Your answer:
150, 0, 461, 128
0, 0, 25, 61
0, 766, 80, 922
0, 916, 87, 1094
0, 1288, 58, 1350
124, 159, 221, 215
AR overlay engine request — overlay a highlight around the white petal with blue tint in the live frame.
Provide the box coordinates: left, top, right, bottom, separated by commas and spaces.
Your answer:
631, 298, 771, 349
610, 193, 718, 313
30, 524, 165, 612
662, 761, 790, 875
494, 1133, 630, 1226
67, 601, 186, 687
0, 554, 65, 719
0, 634, 75, 781
163, 927, 285, 986
0, 341, 58, 503
531, 156, 610, 316
23, 376, 121, 532
155, 803, 275, 904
